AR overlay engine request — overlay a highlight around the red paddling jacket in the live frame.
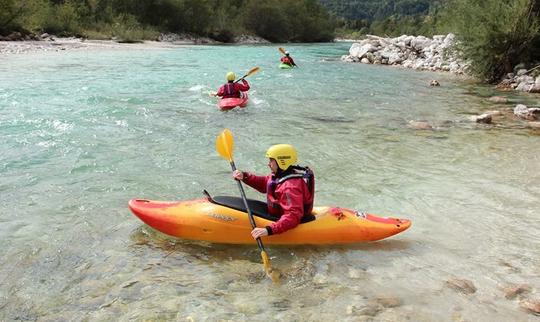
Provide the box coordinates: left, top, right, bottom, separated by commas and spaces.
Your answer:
216, 79, 250, 98
280, 56, 296, 66
242, 166, 314, 235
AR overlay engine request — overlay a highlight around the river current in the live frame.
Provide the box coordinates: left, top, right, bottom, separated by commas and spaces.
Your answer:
0, 43, 539, 321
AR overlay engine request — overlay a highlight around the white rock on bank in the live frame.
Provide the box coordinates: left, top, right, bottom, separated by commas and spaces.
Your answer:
342, 33, 467, 74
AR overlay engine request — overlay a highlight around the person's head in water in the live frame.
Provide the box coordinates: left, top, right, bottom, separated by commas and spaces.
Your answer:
226, 72, 236, 82
266, 144, 297, 176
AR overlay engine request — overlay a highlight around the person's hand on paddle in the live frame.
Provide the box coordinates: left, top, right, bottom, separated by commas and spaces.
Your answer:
251, 227, 268, 239
232, 169, 244, 181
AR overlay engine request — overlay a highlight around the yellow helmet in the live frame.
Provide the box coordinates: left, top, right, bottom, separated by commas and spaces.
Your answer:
266, 144, 297, 170
226, 72, 236, 81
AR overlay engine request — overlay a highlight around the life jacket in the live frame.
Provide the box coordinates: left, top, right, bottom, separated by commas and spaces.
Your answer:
223, 82, 239, 98
266, 165, 315, 216
281, 56, 293, 65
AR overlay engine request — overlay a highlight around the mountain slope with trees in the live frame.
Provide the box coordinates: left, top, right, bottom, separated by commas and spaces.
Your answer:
0, 0, 334, 43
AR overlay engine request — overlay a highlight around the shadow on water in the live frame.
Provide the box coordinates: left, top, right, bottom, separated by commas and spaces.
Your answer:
307, 115, 357, 123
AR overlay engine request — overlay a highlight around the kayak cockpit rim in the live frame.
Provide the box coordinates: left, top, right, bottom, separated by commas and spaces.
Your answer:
203, 190, 316, 224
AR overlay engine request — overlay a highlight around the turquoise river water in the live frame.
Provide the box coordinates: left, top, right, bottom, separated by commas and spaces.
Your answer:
1, 43, 539, 321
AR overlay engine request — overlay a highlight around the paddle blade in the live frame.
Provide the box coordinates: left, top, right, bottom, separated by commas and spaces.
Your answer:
278, 47, 286, 55
216, 129, 234, 161
246, 66, 260, 77
261, 250, 280, 283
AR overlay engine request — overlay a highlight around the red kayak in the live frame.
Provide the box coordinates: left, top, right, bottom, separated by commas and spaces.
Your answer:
218, 92, 248, 110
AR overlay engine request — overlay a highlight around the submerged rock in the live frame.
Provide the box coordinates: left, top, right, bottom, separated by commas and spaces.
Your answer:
520, 298, 540, 315
408, 120, 433, 130
484, 110, 503, 117
470, 114, 492, 124
445, 278, 477, 294
514, 104, 540, 120
503, 284, 531, 299
488, 96, 509, 103
371, 296, 402, 308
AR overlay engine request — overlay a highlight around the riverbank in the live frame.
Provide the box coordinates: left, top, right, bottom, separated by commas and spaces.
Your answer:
0, 33, 270, 55
0, 38, 186, 55
341, 34, 540, 96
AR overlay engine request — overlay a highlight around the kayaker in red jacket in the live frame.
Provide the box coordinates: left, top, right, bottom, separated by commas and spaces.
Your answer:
232, 144, 314, 239
215, 72, 250, 98
280, 51, 297, 67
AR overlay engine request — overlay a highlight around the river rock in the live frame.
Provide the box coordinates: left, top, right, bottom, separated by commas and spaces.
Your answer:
484, 110, 503, 117
430, 80, 440, 86
470, 114, 492, 124
514, 104, 540, 120
519, 298, 540, 314
445, 278, 477, 294
408, 120, 433, 130
348, 267, 366, 279
488, 96, 509, 103
347, 303, 382, 317
503, 284, 531, 299
313, 272, 328, 284
371, 296, 402, 308
233, 34, 270, 44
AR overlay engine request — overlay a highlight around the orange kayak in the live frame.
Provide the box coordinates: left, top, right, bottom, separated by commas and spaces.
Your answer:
218, 92, 248, 110
128, 194, 411, 245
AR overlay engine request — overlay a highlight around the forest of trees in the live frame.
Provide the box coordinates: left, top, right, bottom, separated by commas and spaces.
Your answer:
318, 0, 445, 37
1, 0, 539, 83
0, 0, 334, 42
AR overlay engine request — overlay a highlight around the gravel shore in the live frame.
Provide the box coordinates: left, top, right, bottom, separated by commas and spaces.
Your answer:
0, 37, 221, 55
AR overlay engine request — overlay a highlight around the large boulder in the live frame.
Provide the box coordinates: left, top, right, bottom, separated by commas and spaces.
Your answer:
411, 36, 431, 51
514, 104, 540, 120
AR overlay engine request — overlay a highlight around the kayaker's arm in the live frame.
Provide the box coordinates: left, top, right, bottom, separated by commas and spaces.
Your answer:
236, 79, 250, 92
215, 85, 225, 97
234, 171, 268, 193
290, 57, 298, 67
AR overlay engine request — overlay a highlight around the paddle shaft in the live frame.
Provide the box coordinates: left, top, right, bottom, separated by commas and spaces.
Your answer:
234, 75, 248, 83
230, 161, 266, 251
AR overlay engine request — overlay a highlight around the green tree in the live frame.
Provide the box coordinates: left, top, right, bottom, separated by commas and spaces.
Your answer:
444, 0, 540, 82
0, 0, 30, 34
243, 0, 290, 42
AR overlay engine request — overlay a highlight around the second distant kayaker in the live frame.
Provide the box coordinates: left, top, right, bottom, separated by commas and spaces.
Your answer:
232, 144, 314, 239
215, 72, 250, 98
280, 51, 297, 67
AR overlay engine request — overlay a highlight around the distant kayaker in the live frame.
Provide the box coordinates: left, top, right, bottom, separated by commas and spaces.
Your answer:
232, 144, 314, 239
280, 51, 297, 68
214, 72, 250, 98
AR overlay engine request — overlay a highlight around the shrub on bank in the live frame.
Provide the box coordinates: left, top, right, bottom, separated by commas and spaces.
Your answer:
443, 0, 540, 83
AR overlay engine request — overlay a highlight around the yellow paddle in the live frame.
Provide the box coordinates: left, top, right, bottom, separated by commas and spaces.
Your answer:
215, 129, 279, 283
234, 66, 260, 83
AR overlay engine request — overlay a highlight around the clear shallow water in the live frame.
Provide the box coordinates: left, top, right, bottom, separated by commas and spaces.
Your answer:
0, 43, 539, 321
